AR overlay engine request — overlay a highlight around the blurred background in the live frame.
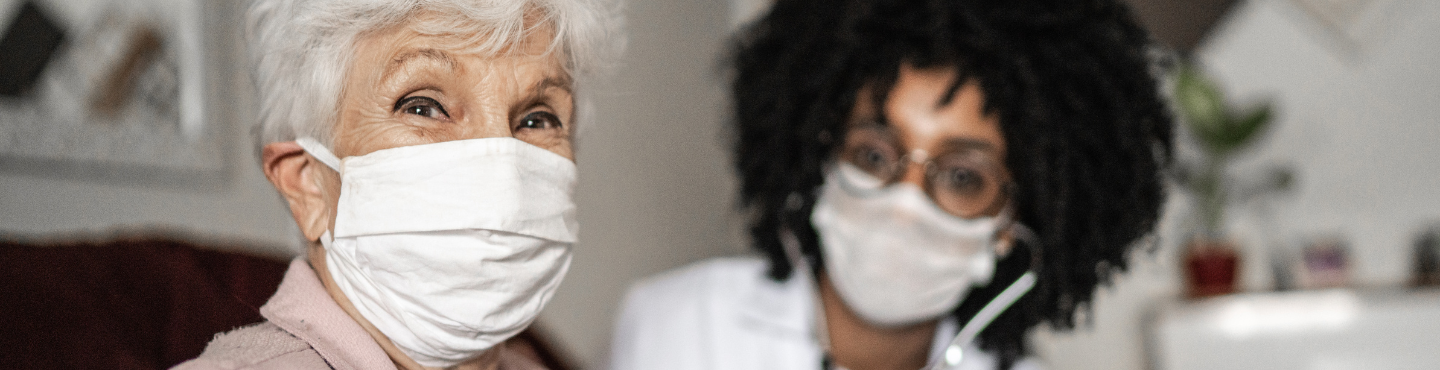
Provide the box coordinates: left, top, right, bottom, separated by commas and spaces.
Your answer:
1, 0, 1437, 369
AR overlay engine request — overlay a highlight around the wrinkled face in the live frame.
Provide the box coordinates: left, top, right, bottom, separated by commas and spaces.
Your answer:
307, 13, 574, 236
842, 64, 1009, 219
285, 13, 574, 369
331, 13, 574, 162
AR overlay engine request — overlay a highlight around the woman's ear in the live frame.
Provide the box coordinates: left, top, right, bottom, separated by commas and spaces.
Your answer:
995, 229, 1015, 257
262, 141, 334, 242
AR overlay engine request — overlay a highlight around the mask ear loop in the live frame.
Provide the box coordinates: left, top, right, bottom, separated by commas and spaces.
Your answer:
295, 137, 341, 171
778, 221, 837, 369
295, 137, 342, 246
778, 189, 845, 369
924, 221, 1041, 370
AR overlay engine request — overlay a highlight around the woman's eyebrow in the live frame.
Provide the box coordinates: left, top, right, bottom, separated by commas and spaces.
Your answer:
382, 48, 458, 82
514, 75, 574, 107
940, 137, 997, 154
535, 73, 573, 95
506, 74, 575, 122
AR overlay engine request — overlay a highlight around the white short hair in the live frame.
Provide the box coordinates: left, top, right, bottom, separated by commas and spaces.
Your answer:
247, 0, 623, 147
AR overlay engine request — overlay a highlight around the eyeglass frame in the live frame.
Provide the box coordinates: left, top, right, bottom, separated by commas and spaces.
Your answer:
833, 124, 1015, 219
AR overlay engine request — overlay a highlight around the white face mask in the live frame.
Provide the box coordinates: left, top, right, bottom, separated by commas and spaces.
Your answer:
810, 163, 1001, 327
297, 137, 577, 368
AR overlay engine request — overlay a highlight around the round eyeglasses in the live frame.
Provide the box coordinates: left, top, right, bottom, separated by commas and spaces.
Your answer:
836, 125, 1011, 218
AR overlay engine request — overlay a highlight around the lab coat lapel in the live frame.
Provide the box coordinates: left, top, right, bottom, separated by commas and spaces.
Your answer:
735, 268, 817, 339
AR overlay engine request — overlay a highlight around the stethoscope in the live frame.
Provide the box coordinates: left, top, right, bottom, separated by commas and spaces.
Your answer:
922, 271, 1036, 370
783, 223, 1041, 370
814, 271, 1036, 370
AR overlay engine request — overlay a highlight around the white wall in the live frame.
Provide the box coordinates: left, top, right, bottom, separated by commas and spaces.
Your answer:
539, 0, 744, 367
1031, 1, 1440, 369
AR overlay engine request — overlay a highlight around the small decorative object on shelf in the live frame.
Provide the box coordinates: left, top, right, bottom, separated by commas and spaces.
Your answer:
1412, 225, 1440, 288
1185, 238, 1241, 297
1298, 236, 1349, 289
1171, 63, 1293, 298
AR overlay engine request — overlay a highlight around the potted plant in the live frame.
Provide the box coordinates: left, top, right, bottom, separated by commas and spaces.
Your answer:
1171, 63, 1293, 298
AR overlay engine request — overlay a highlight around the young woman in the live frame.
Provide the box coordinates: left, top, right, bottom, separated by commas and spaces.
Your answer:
610, 0, 1172, 369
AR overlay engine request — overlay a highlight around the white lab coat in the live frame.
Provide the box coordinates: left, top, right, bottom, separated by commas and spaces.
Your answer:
608, 256, 1044, 370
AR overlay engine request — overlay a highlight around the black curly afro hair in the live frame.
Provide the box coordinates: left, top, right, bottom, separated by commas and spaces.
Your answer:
728, 0, 1174, 368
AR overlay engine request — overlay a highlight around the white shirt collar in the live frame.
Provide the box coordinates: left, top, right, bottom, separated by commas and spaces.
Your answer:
735, 266, 968, 367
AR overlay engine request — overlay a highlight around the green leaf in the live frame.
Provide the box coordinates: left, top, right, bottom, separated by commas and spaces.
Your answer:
1228, 104, 1273, 149
1174, 65, 1229, 152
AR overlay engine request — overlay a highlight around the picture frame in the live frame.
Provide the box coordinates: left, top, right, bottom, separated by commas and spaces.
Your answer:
0, 0, 224, 187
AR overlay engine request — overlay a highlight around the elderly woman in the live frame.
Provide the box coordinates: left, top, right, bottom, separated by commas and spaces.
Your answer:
175, 0, 619, 369
610, 0, 1171, 370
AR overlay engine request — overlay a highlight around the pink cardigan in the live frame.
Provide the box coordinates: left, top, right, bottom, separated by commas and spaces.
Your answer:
173, 259, 543, 370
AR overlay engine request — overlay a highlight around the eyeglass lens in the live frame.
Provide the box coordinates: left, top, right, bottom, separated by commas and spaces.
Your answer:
839, 126, 1008, 218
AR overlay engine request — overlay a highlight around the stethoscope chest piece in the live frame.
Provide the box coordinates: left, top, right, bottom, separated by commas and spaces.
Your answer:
943, 344, 963, 367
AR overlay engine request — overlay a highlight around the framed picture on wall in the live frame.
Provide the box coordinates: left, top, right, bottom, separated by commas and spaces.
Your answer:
0, 0, 224, 186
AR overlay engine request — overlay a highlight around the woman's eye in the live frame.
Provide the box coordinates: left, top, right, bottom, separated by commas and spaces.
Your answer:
856, 148, 890, 169
516, 111, 564, 131
395, 96, 450, 120
844, 143, 898, 176
863, 149, 885, 166
933, 166, 985, 194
